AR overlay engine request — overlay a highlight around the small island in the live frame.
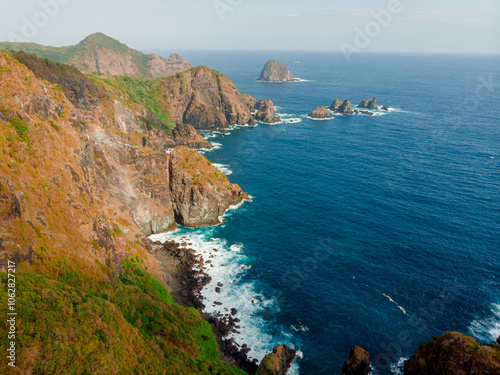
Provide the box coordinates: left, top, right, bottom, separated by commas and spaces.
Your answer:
258, 60, 298, 82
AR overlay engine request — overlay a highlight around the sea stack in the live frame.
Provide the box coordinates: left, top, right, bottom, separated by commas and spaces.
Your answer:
254, 99, 282, 124
258, 60, 297, 82
309, 106, 333, 119
358, 98, 378, 110
330, 99, 343, 111
342, 346, 372, 375
338, 99, 354, 115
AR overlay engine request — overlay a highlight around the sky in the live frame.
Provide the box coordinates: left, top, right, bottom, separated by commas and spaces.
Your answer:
0, 0, 499, 54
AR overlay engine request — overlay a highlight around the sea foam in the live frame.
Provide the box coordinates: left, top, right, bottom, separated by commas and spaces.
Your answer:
468, 303, 500, 343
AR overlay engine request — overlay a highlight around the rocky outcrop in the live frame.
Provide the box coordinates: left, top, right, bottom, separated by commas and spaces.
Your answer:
1, 32, 192, 78
254, 99, 281, 124
358, 98, 378, 110
161, 66, 255, 130
404, 332, 500, 375
169, 146, 249, 227
309, 106, 333, 119
338, 99, 354, 115
169, 123, 213, 149
382, 105, 390, 111
257, 345, 296, 375
342, 346, 371, 375
258, 60, 297, 82
330, 99, 343, 111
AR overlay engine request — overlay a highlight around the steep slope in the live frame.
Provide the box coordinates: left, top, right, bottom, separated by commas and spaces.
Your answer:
0, 51, 249, 374
98, 66, 257, 131
0, 32, 192, 78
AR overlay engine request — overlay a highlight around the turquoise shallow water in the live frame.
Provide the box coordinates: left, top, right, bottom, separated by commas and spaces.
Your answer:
152, 51, 500, 374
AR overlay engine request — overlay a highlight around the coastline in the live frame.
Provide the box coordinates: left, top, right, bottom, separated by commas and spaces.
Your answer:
147, 236, 260, 373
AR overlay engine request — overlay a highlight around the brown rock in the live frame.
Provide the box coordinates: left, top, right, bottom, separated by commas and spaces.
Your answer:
338, 100, 354, 115
162, 66, 254, 130
254, 99, 281, 124
169, 146, 248, 227
258, 60, 297, 82
257, 345, 297, 375
404, 332, 500, 375
330, 99, 343, 111
342, 346, 371, 375
169, 123, 213, 149
309, 106, 332, 119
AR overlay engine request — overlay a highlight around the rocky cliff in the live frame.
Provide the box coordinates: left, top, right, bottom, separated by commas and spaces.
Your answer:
258, 60, 297, 82
404, 332, 500, 375
0, 50, 257, 374
155, 66, 256, 130
0, 32, 192, 78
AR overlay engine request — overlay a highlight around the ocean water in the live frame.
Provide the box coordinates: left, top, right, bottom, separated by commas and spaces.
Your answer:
151, 51, 500, 374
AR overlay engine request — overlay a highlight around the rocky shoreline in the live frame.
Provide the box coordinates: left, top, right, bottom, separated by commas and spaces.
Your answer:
148, 239, 280, 374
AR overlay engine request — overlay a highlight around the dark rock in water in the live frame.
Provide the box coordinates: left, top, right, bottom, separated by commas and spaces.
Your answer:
338, 100, 354, 115
497, 335, 500, 344
215, 287, 221, 293
358, 98, 378, 110
342, 346, 371, 375
368, 98, 378, 110
248, 117, 257, 126
360, 110, 374, 117
231, 308, 237, 316
257, 345, 297, 375
404, 332, 500, 375
253, 99, 281, 124
309, 106, 332, 119
358, 98, 371, 109
330, 99, 343, 111
382, 105, 390, 111
258, 60, 297, 82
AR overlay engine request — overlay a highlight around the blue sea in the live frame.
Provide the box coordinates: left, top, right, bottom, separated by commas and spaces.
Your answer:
151, 51, 500, 375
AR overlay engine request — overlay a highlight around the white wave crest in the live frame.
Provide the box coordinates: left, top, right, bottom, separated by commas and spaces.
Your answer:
468, 303, 500, 343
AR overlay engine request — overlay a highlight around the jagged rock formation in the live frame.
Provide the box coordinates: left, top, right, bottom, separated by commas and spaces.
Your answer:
338, 99, 354, 115
257, 346, 296, 375
404, 332, 500, 375
0, 32, 192, 78
342, 346, 371, 375
309, 106, 333, 119
357, 98, 378, 110
254, 99, 281, 124
382, 105, 390, 111
330, 99, 343, 111
258, 60, 297, 82
160, 66, 256, 130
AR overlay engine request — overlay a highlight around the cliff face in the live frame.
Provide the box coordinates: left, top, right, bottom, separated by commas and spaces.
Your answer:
404, 332, 500, 375
169, 147, 248, 227
258, 60, 296, 82
159, 66, 255, 130
0, 32, 192, 78
0, 50, 248, 374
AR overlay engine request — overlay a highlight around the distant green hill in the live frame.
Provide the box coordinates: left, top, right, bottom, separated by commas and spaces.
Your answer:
0, 32, 192, 78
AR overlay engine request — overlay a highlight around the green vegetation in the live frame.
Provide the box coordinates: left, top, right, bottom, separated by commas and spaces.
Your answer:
0, 255, 246, 374
99, 75, 176, 130
49, 121, 59, 131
